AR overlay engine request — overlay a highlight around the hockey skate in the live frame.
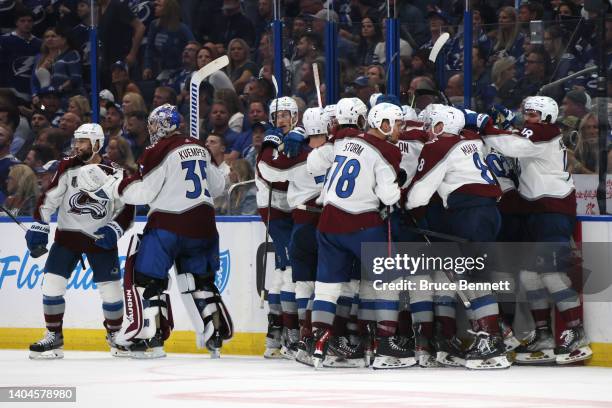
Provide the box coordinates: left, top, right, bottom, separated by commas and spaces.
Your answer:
311, 328, 332, 370
280, 327, 299, 360
323, 336, 367, 368
372, 336, 417, 369
263, 315, 283, 359
555, 326, 593, 364
515, 327, 556, 364
500, 319, 521, 352
106, 331, 130, 357
465, 331, 511, 370
435, 335, 466, 367
129, 332, 166, 359
29, 331, 64, 359
206, 330, 223, 359
415, 333, 439, 368
295, 335, 314, 366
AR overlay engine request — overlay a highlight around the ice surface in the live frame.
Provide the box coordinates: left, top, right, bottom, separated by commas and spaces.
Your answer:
1, 350, 612, 408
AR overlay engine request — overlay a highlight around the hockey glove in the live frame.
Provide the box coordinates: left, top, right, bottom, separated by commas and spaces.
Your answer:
396, 168, 408, 188
26, 222, 49, 255
261, 127, 284, 151
488, 105, 516, 130
77, 164, 120, 202
93, 221, 123, 249
283, 127, 307, 158
461, 109, 490, 133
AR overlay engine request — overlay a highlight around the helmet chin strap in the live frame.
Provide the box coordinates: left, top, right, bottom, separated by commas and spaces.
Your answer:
83, 142, 101, 163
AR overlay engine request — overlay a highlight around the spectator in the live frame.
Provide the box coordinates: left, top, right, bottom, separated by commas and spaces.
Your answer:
105, 136, 138, 174
242, 120, 266, 169
409, 48, 433, 78
445, 73, 464, 104
168, 41, 201, 100
110, 61, 141, 103
205, 133, 230, 213
37, 86, 64, 126
241, 77, 274, 107
226, 38, 258, 94
198, 0, 256, 48
152, 86, 177, 108
290, 33, 322, 91
570, 113, 599, 174
544, 25, 579, 86
311, 9, 357, 65
484, 56, 517, 108
473, 45, 493, 110
70, 0, 94, 84
397, 0, 429, 47
352, 75, 376, 106
0, 7, 42, 102
143, 0, 195, 81
357, 16, 381, 66
374, 18, 413, 65
409, 76, 437, 110
208, 100, 241, 156
125, 111, 150, 160
99, 89, 115, 105
31, 28, 60, 102
24, 144, 55, 171
58, 112, 82, 137
562, 89, 591, 119
0, 104, 27, 155
227, 159, 257, 215
447, 8, 493, 71
365, 64, 385, 91
294, 60, 320, 107
419, 12, 450, 53
121, 92, 147, 115
253, 0, 273, 48
34, 127, 68, 158
196, 46, 234, 91
67, 95, 91, 122
35, 159, 59, 192
491, 7, 525, 60
247, 99, 268, 124
514, 47, 550, 108
2, 164, 39, 216
103, 102, 125, 139
30, 109, 51, 138
98, 0, 145, 88
214, 88, 245, 133
31, 26, 83, 98
0, 124, 21, 204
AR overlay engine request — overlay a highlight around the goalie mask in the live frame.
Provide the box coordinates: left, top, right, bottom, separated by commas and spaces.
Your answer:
148, 104, 180, 145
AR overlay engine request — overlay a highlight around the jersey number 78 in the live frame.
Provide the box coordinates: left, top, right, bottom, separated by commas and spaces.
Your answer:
326, 155, 361, 198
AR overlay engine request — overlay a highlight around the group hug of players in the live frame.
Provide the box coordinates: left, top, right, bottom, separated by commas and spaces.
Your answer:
256, 94, 593, 370
22, 90, 593, 370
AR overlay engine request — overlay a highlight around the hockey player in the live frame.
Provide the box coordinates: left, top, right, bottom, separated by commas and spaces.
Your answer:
26, 123, 135, 359
77, 104, 230, 359
307, 102, 406, 369
256, 96, 298, 359
406, 105, 511, 370
257, 107, 329, 365
472, 96, 592, 364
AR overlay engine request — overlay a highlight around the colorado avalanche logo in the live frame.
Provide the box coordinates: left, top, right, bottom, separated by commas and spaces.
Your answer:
68, 192, 108, 219
215, 250, 230, 293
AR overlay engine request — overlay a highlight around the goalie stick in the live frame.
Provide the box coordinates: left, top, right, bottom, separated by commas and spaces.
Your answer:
189, 55, 230, 139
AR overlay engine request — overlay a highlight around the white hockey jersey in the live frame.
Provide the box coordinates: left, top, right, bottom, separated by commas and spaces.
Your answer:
116, 135, 225, 239
481, 121, 576, 215
258, 146, 326, 224
406, 131, 501, 210
398, 129, 430, 187
256, 142, 292, 221
34, 157, 135, 253
307, 128, 401, 234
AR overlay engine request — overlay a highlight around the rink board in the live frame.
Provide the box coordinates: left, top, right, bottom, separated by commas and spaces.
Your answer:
1, 215, 612, 365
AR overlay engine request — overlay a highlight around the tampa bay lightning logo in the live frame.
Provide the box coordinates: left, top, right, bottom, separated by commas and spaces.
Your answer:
13, 56, 36, 78
214, 250, 230, 293
68, 192, 108, 219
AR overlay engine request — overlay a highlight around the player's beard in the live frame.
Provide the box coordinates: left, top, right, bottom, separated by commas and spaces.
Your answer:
77, 148, 94, 162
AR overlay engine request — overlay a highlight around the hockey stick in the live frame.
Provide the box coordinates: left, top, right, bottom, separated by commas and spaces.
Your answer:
410, 215, 472, 308
312, 62, 323, 109
0, 205, 48, 258
537, 66, 597, 96
189, 55, 230, 139
428, 32, 452, 106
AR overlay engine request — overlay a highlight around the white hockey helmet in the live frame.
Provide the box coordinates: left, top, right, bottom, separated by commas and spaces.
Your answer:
303, 107, 328, 136
324, 104, 336, 120
148, 104, 180, 144
74, 123, 105, 153
418, 103, 445, 130
523, 96, 559, 124
430, 106, 465, 136
269, 96, 298, 124
401, 105, 418, 122
367, 102, 404, 136
369, 92, 383, 108
335, 97, 368, 126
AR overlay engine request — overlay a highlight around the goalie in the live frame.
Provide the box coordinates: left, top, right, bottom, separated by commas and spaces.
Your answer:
77, 104, 233, 358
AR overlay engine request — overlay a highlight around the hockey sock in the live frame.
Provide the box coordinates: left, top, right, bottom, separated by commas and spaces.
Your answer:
98, 281, 124, 332
541, 272, 582, 328
397, 309, 413, 336
43, 295, 65, 333
333, 296, 353, 336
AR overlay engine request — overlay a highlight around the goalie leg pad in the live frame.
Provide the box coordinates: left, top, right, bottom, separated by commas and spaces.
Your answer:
192, 274, 234, 341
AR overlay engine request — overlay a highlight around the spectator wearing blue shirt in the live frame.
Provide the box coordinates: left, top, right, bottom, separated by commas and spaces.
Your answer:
491, 7, 525, 61
208, 100, 241, 160
142, 0, 195, 81
0, 124, 21, 205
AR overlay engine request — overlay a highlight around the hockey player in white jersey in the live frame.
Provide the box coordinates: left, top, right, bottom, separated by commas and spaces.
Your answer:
471, 96, 592, 364
258, 107, 328, 365
307, 102, 406, 369
256, 96, 298, 358
406, 106, 511, 370
27, 123, 136, 359
77, 104, 230, 359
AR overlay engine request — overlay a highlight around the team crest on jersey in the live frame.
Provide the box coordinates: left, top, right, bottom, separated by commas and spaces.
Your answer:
214, 250, 231, 293
12, 56, 35, 78
68, 192, 108, 219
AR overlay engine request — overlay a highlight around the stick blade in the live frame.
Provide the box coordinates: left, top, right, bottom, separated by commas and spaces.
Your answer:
428, 32, 450, 63
189, 55, 230, 138
191, 55, 229, 84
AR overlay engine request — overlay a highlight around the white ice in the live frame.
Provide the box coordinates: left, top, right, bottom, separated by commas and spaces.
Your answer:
1, 350, 612, 408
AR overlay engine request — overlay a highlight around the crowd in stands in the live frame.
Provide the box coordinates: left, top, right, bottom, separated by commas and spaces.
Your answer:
0, 0, 610, 217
